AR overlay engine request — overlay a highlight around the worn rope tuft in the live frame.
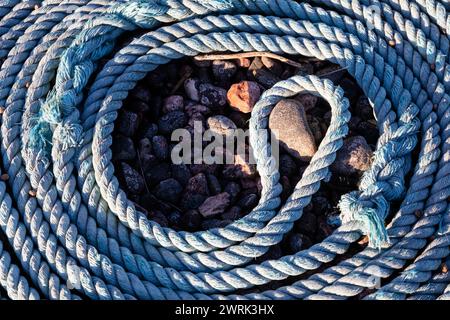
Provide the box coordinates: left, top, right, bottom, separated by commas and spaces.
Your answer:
0, 0, 449, 300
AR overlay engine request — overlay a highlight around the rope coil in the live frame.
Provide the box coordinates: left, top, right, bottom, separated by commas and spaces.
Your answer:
0, 0, 448, 300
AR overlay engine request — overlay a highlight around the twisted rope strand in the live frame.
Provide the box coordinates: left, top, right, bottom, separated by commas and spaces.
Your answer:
0, 0, 449, 300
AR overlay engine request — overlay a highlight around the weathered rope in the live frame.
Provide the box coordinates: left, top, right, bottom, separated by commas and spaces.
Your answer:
0, 0, 449, 300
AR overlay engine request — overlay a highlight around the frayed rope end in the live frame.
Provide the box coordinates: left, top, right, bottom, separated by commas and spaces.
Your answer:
338, 191, 390, 250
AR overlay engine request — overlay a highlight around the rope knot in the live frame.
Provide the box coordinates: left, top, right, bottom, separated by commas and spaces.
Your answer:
54, 122, 83, 151
338, 191, 390, 249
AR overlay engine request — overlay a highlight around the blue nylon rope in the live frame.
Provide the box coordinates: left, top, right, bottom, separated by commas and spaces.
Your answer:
0, 0, 449, 300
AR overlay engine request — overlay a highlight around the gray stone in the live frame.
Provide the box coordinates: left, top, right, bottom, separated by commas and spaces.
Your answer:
171, 164, 191, 186
186, 173, 209, 196
201, 219, 230, 230
199, 192, 231, 218
237, 193, 259, 209
206, 174, 222, 195
153, 178, 183, 204
151, 135, 169, 160
269, 99, 317, 161
221, 206, 242, 220
117, 110, 140, 137
163, 95, 184, 113
121, 162, 145, 195
142, 123, 158, 140
198, 83, 227, 109
224, 181, 241, 203
184, 78, 200, 101
331, 136, 373, 176
113, 135, 136, 161
145, 163, 171, 186
355, 96, 373, 121
158, 111, 187, 135
295, 93, 318, 112
279, 154, 297, 177
180, 210, 202, 231
207, 115, 237, 137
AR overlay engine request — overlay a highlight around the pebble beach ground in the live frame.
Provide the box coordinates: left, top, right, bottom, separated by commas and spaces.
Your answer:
112, 53, 381, 291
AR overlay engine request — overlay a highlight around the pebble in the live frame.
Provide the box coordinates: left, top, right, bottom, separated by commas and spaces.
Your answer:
355, 96, 373, 121
357, 120, 379, 145
227, 81, 261, 113
188, 112, 206, 129
312, 196, 330, 216
237, 193, 258, 209
198, 192, 231, 218
224, 181, 241, 203
212, 60, 237, 82
221, 206, 242, 220
198, 83, 228, 109
288, 233, 304, 253
141, 123, 158, 140
130, 99, 150, 114
171, 164, 191, 186
248, 57, 280, 88
167, 211, 182, 227
117, 110, 140, 137
145, 163, 171, 186
206, 174, 222, 195
189, 164, 218, 175
180, 192, 207, 210
280, 175, 292, 201
269, 99, 317, 161
121, 162, 145, 195
202, 219, 230, 230
184, 78, 200, 101
153, 178, 183, 204
331, 136, 373, 176
131, 85, 152, 104
180, 210, 202, 231
158, 111, 187, 135
207, 115, 237, 137
186, 173, 209, 195
151, 135, 169, 160
349, 116, 362, 131
338, 78, 360, 104
148, 211, 169, 227
296, 211, 317, 236
113, 135, 136, 161
163, 95, 184, 113
295, 94, 318, 112
240, 178, 257, 190
307, 115, 323, 145
279, 154, 297, 177
138, 138, 152, 157
185, 103, 210, 117
316, 218, 333, 241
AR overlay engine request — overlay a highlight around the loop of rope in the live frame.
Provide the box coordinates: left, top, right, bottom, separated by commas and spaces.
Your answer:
0, 0, 449, 300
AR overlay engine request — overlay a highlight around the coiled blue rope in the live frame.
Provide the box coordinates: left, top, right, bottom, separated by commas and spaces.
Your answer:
0, 0, 449, 300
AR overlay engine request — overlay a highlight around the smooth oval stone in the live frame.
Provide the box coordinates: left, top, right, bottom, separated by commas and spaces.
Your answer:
269, 99, 317, 161
207, 115, 237, 137
331, 136, 373, 176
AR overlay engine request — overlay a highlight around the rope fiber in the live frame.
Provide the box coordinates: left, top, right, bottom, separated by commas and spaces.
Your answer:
0, 0, 449, 300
